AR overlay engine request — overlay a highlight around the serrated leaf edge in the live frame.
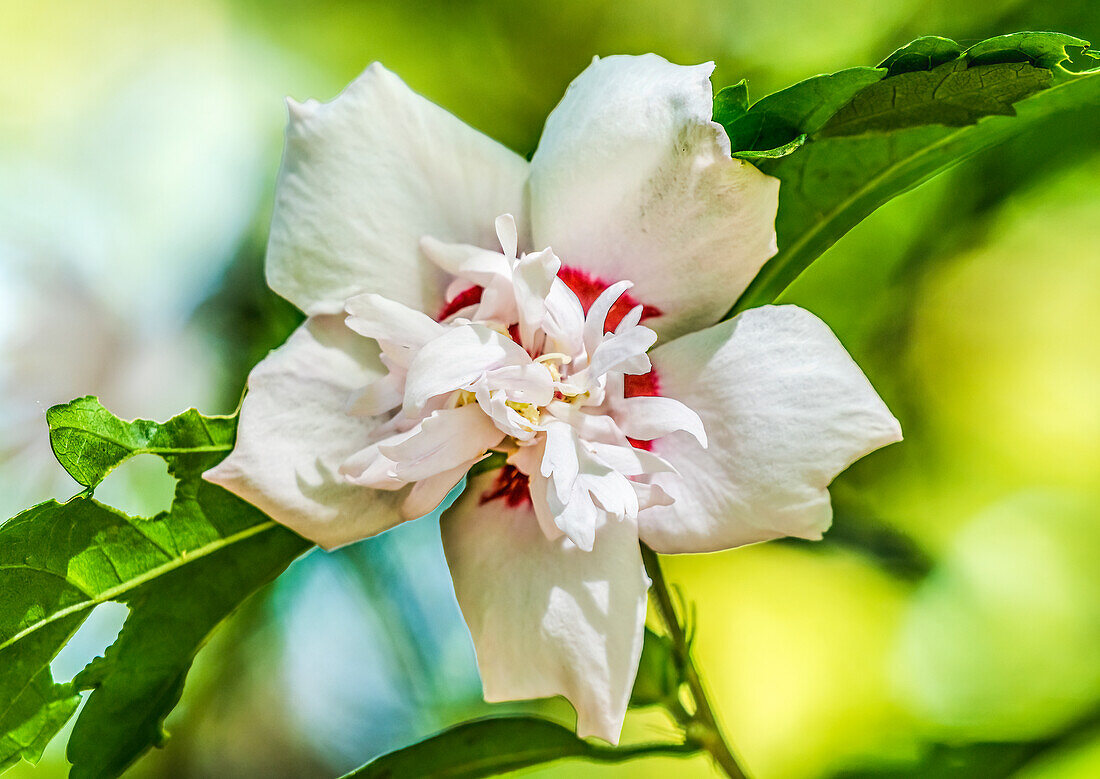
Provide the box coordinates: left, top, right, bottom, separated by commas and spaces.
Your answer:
729, 64, 1099, 316
46, 396, 237, 488
0, 512, 278, 654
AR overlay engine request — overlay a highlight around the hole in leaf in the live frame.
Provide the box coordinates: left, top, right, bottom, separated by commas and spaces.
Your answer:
93, 453, 176, 517
51, 601, 129, 684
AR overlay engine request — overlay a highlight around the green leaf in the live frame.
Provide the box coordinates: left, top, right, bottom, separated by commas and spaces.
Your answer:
879, 36, 963, 76
733, 133, 807, 161
819, 60, 1052, 137
467, 450, 508, 478
829, 741, 1043, 778
965, 31, 1091, 69
727, 32, 1100, 314
0, 662, 80, 773
716, 68, 882, 154
47, 395, 236, 488
0, 398, 310, 777
344, 716, 696, 779
629, 629, 679, 708
713, 79, 748, 123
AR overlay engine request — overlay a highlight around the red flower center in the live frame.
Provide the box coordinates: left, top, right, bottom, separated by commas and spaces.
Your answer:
437, 266, 661, 336
438, 265, 663, 506
555, 266, 663, 333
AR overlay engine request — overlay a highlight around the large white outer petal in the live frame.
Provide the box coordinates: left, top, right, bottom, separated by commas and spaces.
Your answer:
529, 54, 779, 341
203, 316, 406, 550
442, 473, 650, 744
640, 305, 902, 553
267, 63, 529, 317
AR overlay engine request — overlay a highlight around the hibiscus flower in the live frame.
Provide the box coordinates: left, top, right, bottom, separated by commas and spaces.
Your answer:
205, 54, 901, 744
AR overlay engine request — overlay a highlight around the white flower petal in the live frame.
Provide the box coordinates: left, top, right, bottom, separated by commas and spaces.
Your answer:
267, 63, 528, 317
203, 316, 406, 550
523, 469, 566, 542
615, 304, 644, 333
586, 469, 640, 522
380, 404, 505, 481
339, 443, 403, 489
508, 441, 565, 541
587, 326, 657, 379
530, 54, 779, 340
633, 481, 674, 510
540, 419, 581, 505
403, 324, 531, 415
445, 277, 471, 303
442, 473, 650, 744
401, 455, 482, 520
547, 477, 602, 552
546, 404, 627, 445
583, 280, 633, 357
347, 371, 405, 417
473, 386, 538, 441
585, 332, 651, 385
338, 418, 418, 488
586, 440, 676, 478
420, 237, 513, 287
542, 278, 587, 356
495, 213, 519, 259
640, 305, 902, 553
482, 363, 555, 406
614, 395, 707, 446
344, 293, 446, 365
514, 248, 562, 345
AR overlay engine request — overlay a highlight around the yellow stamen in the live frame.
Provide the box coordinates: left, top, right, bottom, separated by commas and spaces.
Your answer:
506, 400, 541, 425
535, 352, 572, 365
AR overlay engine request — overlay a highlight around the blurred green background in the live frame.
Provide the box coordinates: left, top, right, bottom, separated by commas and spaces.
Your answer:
1, 1, 1098, 777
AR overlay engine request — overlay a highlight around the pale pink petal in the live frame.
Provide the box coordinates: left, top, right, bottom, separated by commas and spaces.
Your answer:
529, 54, 778, 341
640, 305, 902, 553
267, 63, 527, 317
442, 473, 650, 744
203, 316, 406, 550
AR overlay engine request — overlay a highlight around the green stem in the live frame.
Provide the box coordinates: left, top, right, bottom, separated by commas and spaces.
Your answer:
641, 544, 750, 779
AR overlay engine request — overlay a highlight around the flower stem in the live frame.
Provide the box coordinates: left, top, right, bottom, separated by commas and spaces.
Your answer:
640, 544, 750, 779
